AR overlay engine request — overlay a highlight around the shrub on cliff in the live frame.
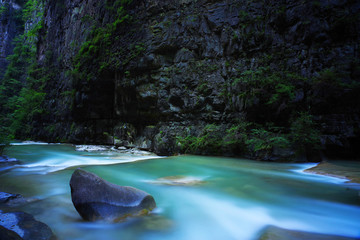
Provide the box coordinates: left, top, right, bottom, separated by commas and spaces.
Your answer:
245, 128, 290, 161
176, 124, 223, 155
290, 112, 321, 154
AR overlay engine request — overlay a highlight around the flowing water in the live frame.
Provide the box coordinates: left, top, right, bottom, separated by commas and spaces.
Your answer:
1, 143, 360, 240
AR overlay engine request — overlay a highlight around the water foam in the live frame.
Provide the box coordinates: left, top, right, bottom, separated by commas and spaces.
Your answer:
291, 163, 349, 184
15, 153, 161, 174
10, 141, 49, 146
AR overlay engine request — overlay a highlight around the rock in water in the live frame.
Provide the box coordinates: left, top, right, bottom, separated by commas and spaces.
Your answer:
70, 168, 156, 221
258, 226, 358, 240
0, 225, 22, 240
0, 192, 26, 206
0, 155, 19, 164
0, 212, 55, 240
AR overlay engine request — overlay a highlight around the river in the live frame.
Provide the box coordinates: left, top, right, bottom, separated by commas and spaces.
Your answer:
1, 143, 359, 240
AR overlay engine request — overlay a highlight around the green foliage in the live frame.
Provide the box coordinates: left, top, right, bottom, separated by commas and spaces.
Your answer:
60, 89, 76, 98
276, 5, 286, 14
232, 31, 239, 40
10, 88, 45, 137
224, 120, 290, 159
223, 121, 250, 153
122, 43, 146, 66
238, 10, 249, 21
0, 3, 9, 17
267, 82, 295, 105
176, 121, 291, 159
315, 68, 338, 84
231, 67, 301, 106
0, 36, 33, 117
229, 67, 307, 121
22, 0, 43, 22
26, 18, 43, 38
0, 0, 46, 140
72, 0, 134, 83
1, 58, 48, 139
176, 124, 223, 154
290, 112, 321, 152
196, 82, 209, 94
245, 128, 289, 156
313, 68, 360, 89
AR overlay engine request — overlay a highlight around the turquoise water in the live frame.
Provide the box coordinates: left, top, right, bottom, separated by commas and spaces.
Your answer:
1, 143, 360, 240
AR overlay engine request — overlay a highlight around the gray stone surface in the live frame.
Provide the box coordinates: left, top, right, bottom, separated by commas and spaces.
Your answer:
0, 212, 56, 240
70, 168, 156, 221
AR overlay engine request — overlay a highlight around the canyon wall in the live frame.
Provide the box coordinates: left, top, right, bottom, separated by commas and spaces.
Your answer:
3, 0, 360, 160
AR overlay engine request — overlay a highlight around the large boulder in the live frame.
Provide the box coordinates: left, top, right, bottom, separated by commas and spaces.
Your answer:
0, 212, 56, 240
70, 168, 156, 221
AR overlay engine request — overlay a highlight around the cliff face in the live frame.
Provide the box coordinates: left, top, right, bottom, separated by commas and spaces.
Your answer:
0, 0, 22, 79
11, 0, 360, 159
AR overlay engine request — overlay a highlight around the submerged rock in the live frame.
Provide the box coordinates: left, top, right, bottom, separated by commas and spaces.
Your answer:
0, 211, 56, 240
147, 176, 206, 186
137, 214, 174, 231
0, 156, 19, 164
0, 192, 26, 206
258, 226, 358, 240
70, 168, 156, 221
0, 156, 19, 173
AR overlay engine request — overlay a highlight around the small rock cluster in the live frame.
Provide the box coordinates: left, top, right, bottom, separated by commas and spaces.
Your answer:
0, 192, 55, 240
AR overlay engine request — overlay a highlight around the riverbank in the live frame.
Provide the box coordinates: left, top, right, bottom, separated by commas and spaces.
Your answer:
305, 161, 360, 184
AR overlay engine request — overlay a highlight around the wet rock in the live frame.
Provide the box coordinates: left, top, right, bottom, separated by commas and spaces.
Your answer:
270, 147, 295, 162
206, 3, 239, 31
70, 169, 156, 222
174, 48, 196, 63
258, 226, 358, 240
0, 192, 26, 206
75, 145, 109, 152
0, 225, 22, 240
0, 156, 19, 164
0, 212, 56, 240
115, 147, 155, 156
153, 129, 177, 156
